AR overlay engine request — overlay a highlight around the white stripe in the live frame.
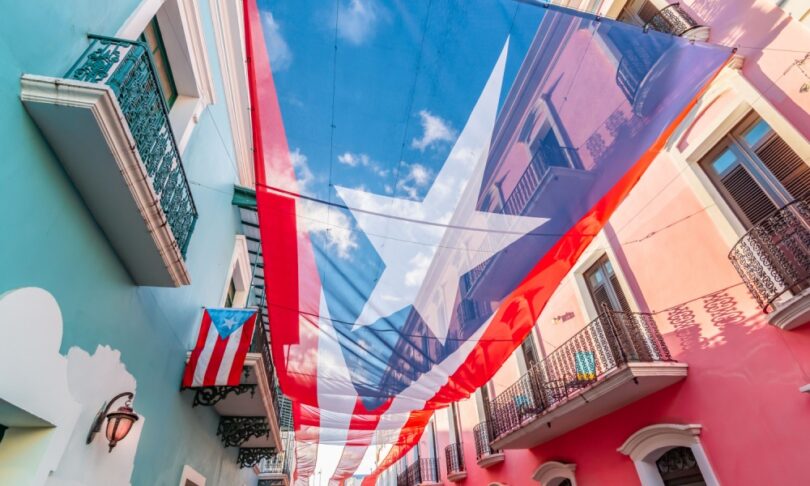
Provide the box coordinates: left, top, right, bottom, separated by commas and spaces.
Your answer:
315, 290, 359, 480
216, 324, 244, 384
192, 320, 220, 387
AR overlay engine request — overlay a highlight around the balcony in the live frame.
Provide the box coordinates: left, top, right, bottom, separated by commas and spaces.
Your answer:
256, 432, 294, 486
21, 35, 197, 286
729, 198, 810, 330
490, 310, 687, 450
644, 3, 709, 41
444, 443, 466, 482
473, 421, 504, 467
397, 458, 440, 486
186, 319, 288, 467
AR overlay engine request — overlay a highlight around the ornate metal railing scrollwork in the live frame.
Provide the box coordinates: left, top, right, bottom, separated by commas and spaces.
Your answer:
445, 443, 465, 475
490, 310, 672, 440
473, 421, 501, 461
729, 197, 810, 312
65, 35, 198, 256
217, 416, 270, 447
644, 3, 703, 37
237, 447, 277, 469
191, 384, 256, 407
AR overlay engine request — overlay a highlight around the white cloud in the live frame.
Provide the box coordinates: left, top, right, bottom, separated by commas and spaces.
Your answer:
337, 151, 389, 177
262, 12, 292, 71
337, 152, 368, 167
411, 110, 457, 151
396, 162, 433, 199
337, 0, 382, 45
267, 148, 314, 194
298, 200, 358, 260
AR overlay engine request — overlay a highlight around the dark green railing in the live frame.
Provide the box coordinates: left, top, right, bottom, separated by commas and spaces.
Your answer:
66, 35, 197, 256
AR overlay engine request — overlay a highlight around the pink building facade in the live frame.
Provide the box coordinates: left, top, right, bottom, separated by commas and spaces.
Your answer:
382, 0, 810, 485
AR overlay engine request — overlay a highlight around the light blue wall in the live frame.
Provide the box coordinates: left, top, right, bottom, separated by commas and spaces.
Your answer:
0, 1, 257, 485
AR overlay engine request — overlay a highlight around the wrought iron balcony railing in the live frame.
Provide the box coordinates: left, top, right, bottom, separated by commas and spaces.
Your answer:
257, 450, 291, 476
473, 421, 501, 462
644, 3, 703, 37
398, 458, 439, 486
490, 309, 672, 440
445, 443, 465, 476
65, 35, 197, 256
729, 197, 810, 313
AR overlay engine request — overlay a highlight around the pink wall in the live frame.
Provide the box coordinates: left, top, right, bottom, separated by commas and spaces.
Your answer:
426, 2, 810, 484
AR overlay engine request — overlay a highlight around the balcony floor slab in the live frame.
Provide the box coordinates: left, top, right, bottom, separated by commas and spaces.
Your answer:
476, 452, 505, 468
491, 362, 688, 450
21, 75, 190, 286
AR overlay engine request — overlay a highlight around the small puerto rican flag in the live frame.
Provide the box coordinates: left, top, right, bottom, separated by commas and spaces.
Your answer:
182, 308, 258, 388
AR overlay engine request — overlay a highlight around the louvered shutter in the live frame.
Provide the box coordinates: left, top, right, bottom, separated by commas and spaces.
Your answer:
638, 0, 660, 24
719, 165, 778, 228
609, 274, 632, 313
755, 134, 810, 200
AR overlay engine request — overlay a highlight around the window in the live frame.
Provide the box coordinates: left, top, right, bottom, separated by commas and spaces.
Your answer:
224, 278, 237, 308
179, 465, 206, 486
584, 256, 631, 313
521, 334, 540, 369
533, 460, 578, 485
701, 114, 810, 228
141, 18, 178, 108
656, 447, 706, 486
449, 403, 462, 445
619, 424, 718, 486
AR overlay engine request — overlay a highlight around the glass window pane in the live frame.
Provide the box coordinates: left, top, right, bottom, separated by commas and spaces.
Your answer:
741, 119, 772, 148
709, 148, 740, 177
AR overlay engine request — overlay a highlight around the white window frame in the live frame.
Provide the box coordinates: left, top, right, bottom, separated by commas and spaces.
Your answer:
569, 231, 641, 321
220, 235, 252, 308
667, 60, 810, 248
117, 0, 215, 153
179, 464, 206, 486
533, 461, 578, 486
618, 423, 718, 486
209, 0, 254, 187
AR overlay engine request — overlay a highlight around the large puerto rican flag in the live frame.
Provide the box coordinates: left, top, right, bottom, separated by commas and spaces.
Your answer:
243, 0, 732, 483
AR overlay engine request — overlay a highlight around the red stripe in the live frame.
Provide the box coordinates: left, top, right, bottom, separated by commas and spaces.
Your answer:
181, 310, 212, 388
244, 0, 321, 408
203, 329, 229, 387
227, 313, 258, 385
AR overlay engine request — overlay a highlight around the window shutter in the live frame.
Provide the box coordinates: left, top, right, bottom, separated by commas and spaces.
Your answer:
638, 0, 660, 24
609, 274, 632, 313
755, 135, 810, 200
590, 284, 613, 313
719, 164, 778, 227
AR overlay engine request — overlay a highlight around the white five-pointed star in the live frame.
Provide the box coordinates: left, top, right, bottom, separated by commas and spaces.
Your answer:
334, 41, 548, 345
221, 316, 239, 331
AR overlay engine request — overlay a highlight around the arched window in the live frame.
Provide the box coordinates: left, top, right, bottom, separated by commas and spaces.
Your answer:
656, 447, 705, 485
618, 424, 718, 486
533, 461, 577, 486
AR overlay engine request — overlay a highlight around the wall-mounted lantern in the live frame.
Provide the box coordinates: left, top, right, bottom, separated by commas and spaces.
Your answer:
86, 392, 139, 452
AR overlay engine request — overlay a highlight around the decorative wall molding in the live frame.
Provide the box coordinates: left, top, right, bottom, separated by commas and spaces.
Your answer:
533, 461, 577, 486
618, 423, 702, 461
209, 0, 254, 187
618, 423, 719, 486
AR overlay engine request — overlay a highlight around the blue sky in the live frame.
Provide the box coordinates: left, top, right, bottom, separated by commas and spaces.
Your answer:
259, 0, 549, 409
261, 0, 545, 205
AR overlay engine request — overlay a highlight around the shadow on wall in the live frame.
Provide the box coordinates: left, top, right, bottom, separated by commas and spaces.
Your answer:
689, 0, 810, 139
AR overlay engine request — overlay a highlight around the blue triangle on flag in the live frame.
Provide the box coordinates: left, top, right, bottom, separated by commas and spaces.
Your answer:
207, 308, 257, 338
